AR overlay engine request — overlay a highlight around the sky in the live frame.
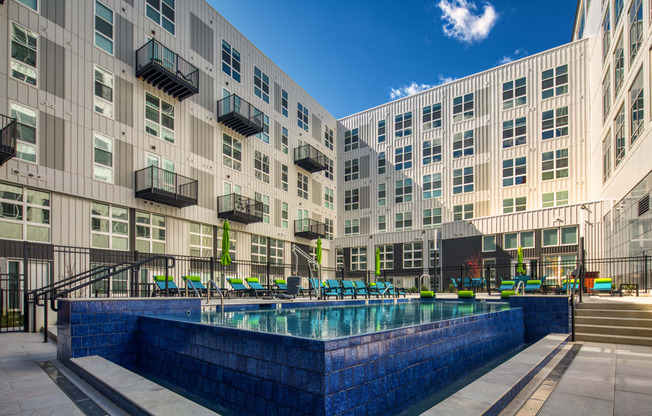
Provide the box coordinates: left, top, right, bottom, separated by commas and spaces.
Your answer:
209, 0, 579, 119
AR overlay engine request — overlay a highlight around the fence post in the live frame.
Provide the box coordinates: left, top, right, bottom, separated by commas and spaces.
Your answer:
23, 241, 30, 333
132, 250, 139, 297
486, 265, 491, 296
460, 265, 464, 291
644, 255, 648, 292
266, 260, 271, 289
164, 256, 169, 297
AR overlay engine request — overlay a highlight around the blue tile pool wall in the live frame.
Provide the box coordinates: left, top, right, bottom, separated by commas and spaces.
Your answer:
135, 307, 524, 416
56, 298, 200, 366
509, 296, 570, 343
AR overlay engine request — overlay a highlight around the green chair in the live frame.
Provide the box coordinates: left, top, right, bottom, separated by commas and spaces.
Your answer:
524, 280, 542, 293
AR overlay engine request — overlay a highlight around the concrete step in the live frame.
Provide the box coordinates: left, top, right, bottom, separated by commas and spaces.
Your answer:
575, 333, 652, 346
575, 309, 652, 319
576, 323, 652, 338
577, 302, 652, 311
575, 316, 652, 328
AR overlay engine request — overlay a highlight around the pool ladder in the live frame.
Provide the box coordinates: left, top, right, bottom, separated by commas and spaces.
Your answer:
515, 280, 525, 295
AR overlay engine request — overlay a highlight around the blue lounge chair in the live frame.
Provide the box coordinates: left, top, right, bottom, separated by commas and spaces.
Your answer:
498, 280, 515, 292
561, 278, 579, 292
308, 278, 323, 298
589, 278, 613, 296
353, 281, 369, 297
375, 282, 392, 297
273, 279, 288, 292
524, 280, 542, 293
227, 278, 251, 297
152, 275, 178, 296
340, 280, 357, 298
182, 275, 208, 296
245, 278, 272, 298
324, 280, 342, 297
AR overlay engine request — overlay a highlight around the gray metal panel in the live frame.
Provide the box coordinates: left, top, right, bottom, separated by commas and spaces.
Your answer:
274, 160, 282, 189
359, 124, 370, 148
274, 82, 282, 114
360, 217, 370, 235
190, 69, 214, 112
115, 77, 134, 127
189, 116, 214, 157
38, 112, 64, 171
476, 125, 490, 155
312, 179, 322, 205
190, 167, 214, 210
189, 13, 214, 64
312, 115, 321, 141
477, 87, 489, 116
274, 198, 281, 227
115, 141, 134, 188
42, 0, 65, 27
39, 37, 65, 99
124, 0, 133, 5
477, 162, 491, 192
273, 121, 282, 151
475, 201, 490, 218
360, 155, 370, 179
115, 15, 134, 67
360, 186, 370, 209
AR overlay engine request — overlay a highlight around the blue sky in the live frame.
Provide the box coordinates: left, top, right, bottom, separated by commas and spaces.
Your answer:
209, 0, 579, 119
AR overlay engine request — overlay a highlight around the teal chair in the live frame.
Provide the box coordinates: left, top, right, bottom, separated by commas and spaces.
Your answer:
498, 280, 515, 291
524, 280, 542, 293
340, 280, 357, 298
324, 280, 342, 297
227, 278, 252, 297
152, 275, 179, 296
589, 278, 613, 296
353, 281, 369, 297
245, 277, 272, 297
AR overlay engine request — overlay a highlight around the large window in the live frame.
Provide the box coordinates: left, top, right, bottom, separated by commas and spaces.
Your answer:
395, 179, 413, 203
542, 191, 569, 207
542, 65, 568, 99
135, 212, 166, 254
16, 0, 37, 10
297, 173, 308, 200
453, 167, 474, 194
189, 222, 213, 257
378, 152, 386, 174
281, 89, 289, 117
10, 23, 38, 86
504, 231, 534, 249
503, 77, 526, 109
10, 103, 37, 163
281, 164, 289, 192
297, 102, 309, 132
281, 127, 289, 154
453, 203, 473, 221
629, 0, 643, 62
251, 235, 267, 263
146, 0, 175, 35
323, 187, 334, 211
377, 245, 393, 270
403, 243, 423, 269
378, 215, 386, 232
603, 132, 612, 182
453, 93, 474, 122
344, 128, 359, 152
145, 93, 175, 143
602, 69, 611, 123
325, 218, 334, 240
603, 7, 611, 62
423, 173, 442, 199
377, 120, 386, 143
0, 184, 50, 242
255, 192, 270, 223
453, 129, 473, 158
542, 107, 569, 139
423, 138, 442, 164
94, 133, 113, 183
395, 112, 413, 137
281, 202, 288, 229
254, 150, 270, 183
92, 202, 129, 250
221, 40, 241, 83
325, 127, 334, 150
615, 105, 626, 166
253, 66, 270, 104
378, 183, 386, 206
269, 239, 284, 264
94, 66, 114, 118
345, 158, 359, 181
344, 189, 359, 211
324, 157, 334, 180
395, 145, 413, 170
351, 247, 367, 271
345, 219, 359, 236
503, 157, 527, 186
615, 0, 624, 24
542, 148, 569, 181
630, 69, 644, 144
482, 235, 496, 252
95, 1, 113, 54
395, 212, 413, 231
423, 208, 442, 228
543, 227, 577, 246
615, 35, 625, 94
503, 197, 527, 213
254, 112, 269, 143
423, 104, 442, 131
503, 117, 527, 148
222, 133, 242, 171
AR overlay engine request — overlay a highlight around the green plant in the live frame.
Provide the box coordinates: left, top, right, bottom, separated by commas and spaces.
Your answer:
408, 286, 419, 293
1, 309, 24, 327
447, 283, 455, 293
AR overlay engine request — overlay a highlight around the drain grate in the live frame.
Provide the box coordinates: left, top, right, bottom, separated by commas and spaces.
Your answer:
38, 361, 109, 416
513, 344, 582, 416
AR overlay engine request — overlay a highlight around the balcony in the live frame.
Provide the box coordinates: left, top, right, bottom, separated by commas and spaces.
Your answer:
217, 194, 264, 225
294, 219, 326, 240
217, 94, 264, 137
135, 39, 199, 101
0, 115, 17, 166
135, 166, 198, 208
294, 144, 327, 173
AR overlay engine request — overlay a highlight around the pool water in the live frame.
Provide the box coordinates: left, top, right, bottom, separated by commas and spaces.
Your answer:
196, 301, 510, 340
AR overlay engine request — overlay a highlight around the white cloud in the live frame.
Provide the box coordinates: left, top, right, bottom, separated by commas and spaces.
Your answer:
498, 48, 528, 65
389, 75, 456, 100
437, 0, 498, 44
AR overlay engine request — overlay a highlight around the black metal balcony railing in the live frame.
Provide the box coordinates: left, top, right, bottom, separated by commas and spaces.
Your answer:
217, 194, 264, 225
0, 115, 17, 166
135, 39, 199, 101
135, 166, 198, 208
294, 144, 327, 173
294, 219, 326, 240
217, 94, 264, 137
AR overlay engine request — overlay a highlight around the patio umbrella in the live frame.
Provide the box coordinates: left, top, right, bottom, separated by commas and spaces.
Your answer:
516, 246, 525, 276
220, 220, 232, 266
316, 238, 322, 265
375, 247, 381, 276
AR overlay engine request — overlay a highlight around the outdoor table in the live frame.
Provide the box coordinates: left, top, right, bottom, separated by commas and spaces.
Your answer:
541, 284, 559, 295
620, 283, 639, 297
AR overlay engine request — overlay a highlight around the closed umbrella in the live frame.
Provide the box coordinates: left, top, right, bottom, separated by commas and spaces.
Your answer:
516, 246, 525, 277
316, 238, 322, 265
375, 247, 381, 276
220, 221, 232, 266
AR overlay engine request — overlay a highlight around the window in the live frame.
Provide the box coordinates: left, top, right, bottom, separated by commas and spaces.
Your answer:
344, 128, 359, 151
561, 227, 578, 245
630, 69, 644, 144
91, 203, 129, 250
255, 113, 270, 143
453, 167, 474, 194
542, 191, 569, 207
281, 89, 289, 117
344, 189, 359, 211
542, 229, 559, 246
615, 105, 626, 166
145, 93, 175, 143
503, 77, 527, 109
345, 219, 359, 236
395, 112, 413, 137
324, 157, 334, 180
423, 173, 442, 199
378, 183, 386, 206
95, 1, 113, 54
504, 233, 518, 250
146, 0, 175, 35
325, 187, 334, 210
254, 150, 270, 183
351, 247, 367, 271
378, 152, 386, 174
337, 249, 344, 270
503, 157, 527, 186
94, 133, 113, 183
395, 145, 413, 170
135, 212, 166, 254
542, 107, 569, 139
251, 235, 267, 263
615, 0, 624, 24
453, 93, 474, 122
395, 179, 413, 203
0, 184, 50, 242
520, 231, 535, 248
378, 215, 386, 232
297, 102, 309, 132
222, 133, 242, 171
602, 70, 611, 122
403, 243, 423, 269
269, 239, 284, 264
453, 129, 474, 158
253, 66, 270, 104
377, 120, 386, 143
542, 149, 569, 180
189, 222, 213, 257
603, 133, 612, 182
615, 35, 625, 93
255, 192, 270, 223
603, 8, 611, 62
453, 203, 473, 221
221, 40, 241, 82
17, 0, 37, 10
94, 66, 114, 118
10, 103, 37, 163
297, 173, 308, 200
482, 235, 496, 252
10, 23, 38, 86
281, 202, 288, 229
217, 228, 236, 260
542, 65, 568, 99
423, 138, 442, 164
377, 245, 393, 269
423, 104, 442, 130
325, 218, 334, 240
502, 117, 527, 148
345, 158, 359, 181
629, 0, 643, 61
395, 212, 413, 231
325, 127, 334, 150
423, 208, 442, 228
503, 197, 527, 213
281, 127, 289, 155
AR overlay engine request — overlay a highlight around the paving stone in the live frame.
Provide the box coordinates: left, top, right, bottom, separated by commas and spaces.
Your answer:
538, 392, 614, 416
614, 390, 652, 416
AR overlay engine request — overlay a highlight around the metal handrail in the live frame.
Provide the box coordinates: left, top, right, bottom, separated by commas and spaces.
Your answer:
208, 279, 224, 311
31, 263, 129, 300
135, 38, 199, 88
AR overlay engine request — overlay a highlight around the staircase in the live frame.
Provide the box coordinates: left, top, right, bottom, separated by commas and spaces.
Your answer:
575, 301, 652, 346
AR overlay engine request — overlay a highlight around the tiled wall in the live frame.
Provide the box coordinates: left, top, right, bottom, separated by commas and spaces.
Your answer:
136, 308, 524, 416
509, 296, 570, 343
56, 299, 200, 366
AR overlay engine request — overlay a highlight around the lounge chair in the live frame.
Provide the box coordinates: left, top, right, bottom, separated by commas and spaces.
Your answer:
340, 280, 357, 298
498, 280, 515, 292
375, 282, 392, 297
227, 278, 251, 297
152, 275, 179, 296
182, 275, 208, 296
589, 278, 613, 296
245, 278, 273, 298
353, 281, 369, 297
273, 279, 288, 292
324, 280, 342, 298
561, 278, 579, 293
524, 280, 542, 293
458, 290, 475, 300
308, 278, 322, 298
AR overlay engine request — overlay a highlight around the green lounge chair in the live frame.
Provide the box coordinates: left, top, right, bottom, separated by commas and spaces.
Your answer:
227, 278, 251, 297
524, 280, 542, 293
273, 279, 288, 291
498, 280, 515, 291
152, 275, 178, 296
245, 278, 272, 298
561, 278, 579, 292
589, 278, 613, 296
